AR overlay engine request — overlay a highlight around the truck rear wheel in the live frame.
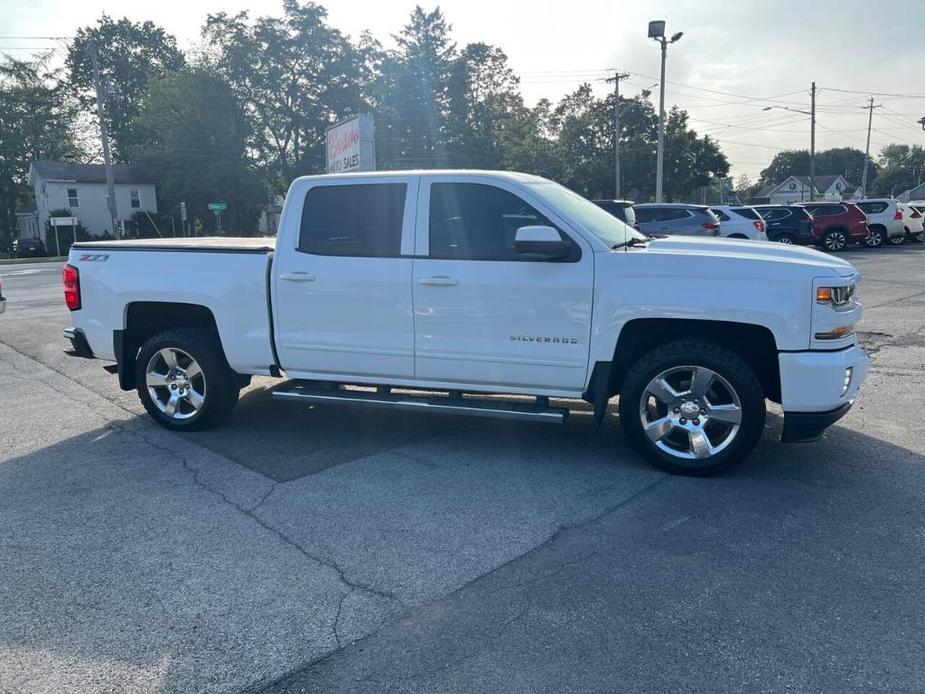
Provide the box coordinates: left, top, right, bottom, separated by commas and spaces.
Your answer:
618, 340, 766, 476
135, 328, 239, 431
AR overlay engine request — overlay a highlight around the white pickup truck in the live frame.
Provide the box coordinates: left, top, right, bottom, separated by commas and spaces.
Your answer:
63, 171, 869, 475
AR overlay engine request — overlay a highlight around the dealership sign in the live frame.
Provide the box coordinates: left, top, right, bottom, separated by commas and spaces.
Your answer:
326, 114, 376, 174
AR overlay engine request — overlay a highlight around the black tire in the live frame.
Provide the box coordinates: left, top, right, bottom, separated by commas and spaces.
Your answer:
822, 229, 849, 252
773, 232, 797, 245
618, 339, 766, 476
864, 227, 884, 248
135, 328, 239, 431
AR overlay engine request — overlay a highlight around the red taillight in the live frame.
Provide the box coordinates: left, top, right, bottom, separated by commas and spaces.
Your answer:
753, 220, 765, 233
63, 263, 81, 311
894, 209, 903, 220
703, 222, 720, 230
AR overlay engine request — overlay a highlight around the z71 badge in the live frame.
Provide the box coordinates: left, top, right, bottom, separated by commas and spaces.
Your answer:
78, 254, 110, 262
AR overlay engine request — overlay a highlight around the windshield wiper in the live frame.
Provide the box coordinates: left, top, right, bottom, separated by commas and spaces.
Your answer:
611, 236, 653, 250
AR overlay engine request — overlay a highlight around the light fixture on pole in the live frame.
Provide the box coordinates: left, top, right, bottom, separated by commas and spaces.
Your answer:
648, 20, 683, 203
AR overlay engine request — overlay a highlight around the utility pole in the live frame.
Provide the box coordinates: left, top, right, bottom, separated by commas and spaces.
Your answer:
860, 97, 881, 198
809, 81, 816, 202
606, 71, 630, 199
89, 43, 119, 237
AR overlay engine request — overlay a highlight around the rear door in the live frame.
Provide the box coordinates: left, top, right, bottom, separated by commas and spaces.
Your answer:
273, 177, 418, 380
411, 177, 594, 394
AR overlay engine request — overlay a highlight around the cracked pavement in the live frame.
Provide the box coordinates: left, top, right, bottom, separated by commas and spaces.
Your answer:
1, 247, 925, 693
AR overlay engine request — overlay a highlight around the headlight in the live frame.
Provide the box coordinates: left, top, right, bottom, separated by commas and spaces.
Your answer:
816, 284, 855, 307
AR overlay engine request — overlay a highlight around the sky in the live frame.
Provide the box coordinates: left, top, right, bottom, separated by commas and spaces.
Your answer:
3, 0, 924, 182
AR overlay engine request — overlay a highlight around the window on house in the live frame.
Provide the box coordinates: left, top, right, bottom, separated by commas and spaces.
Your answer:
67, 188, 79, 207
130, 189, 141, 209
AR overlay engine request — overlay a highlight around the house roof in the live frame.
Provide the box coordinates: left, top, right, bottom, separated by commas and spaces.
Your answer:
763, 174, 852, 197
30, 160, 153, 185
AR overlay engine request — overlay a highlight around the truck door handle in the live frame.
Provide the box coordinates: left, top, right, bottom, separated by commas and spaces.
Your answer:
418, 276, 459, 287
280, 272, 316, 282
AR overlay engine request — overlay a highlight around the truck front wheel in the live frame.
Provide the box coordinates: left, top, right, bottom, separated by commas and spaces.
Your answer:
135, 328, 240, 431
618, 340, 766, 476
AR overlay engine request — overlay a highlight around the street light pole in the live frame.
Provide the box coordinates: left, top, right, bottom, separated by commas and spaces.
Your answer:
648, 21, 682, 203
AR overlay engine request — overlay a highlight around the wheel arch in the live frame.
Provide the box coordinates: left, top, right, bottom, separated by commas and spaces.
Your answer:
585, 318, 781, 426
115, 302, 225, 391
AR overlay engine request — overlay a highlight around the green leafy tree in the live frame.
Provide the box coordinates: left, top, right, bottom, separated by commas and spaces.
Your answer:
130, 69, 265, 235
67, 16, 185, 161
376, 6, 456, 168
202, 1, 368, 192
0, 55, 83, 254
872, 144, 925, 197
444, 43, 523, 169
759, 147, 874, 189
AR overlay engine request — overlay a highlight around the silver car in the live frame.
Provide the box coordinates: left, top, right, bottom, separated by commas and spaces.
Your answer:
633, 203, 721, 237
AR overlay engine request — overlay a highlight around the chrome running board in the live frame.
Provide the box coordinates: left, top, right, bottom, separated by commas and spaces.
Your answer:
272, 383, 568, 424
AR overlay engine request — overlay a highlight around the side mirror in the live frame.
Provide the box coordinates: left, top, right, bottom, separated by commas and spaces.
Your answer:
514, 225, 572, 259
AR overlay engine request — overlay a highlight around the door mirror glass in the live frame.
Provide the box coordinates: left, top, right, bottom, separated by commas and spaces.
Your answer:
514, 225, 572, 258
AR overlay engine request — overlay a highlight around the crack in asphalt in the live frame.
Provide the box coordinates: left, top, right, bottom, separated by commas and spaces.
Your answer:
0, 341, 405, 647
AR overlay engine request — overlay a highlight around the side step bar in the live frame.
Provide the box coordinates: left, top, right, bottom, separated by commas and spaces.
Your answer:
272, 384, 568, 424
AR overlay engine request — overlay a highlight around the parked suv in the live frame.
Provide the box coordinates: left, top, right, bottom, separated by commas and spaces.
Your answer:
854, 199, 905, 248
898, 202, 924, 243
592, 199, 637, 228
799, 202, 868, 251
709, 206, 767, 240
12, 237, 46, 258
634, 203, 720, 237
752, 205, 815, 245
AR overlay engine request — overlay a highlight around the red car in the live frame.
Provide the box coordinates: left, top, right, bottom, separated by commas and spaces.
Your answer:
799, 202, 869, 252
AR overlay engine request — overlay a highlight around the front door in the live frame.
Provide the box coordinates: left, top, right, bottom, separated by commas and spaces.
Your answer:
273, 177, 417, 380
412, 178, 594, 394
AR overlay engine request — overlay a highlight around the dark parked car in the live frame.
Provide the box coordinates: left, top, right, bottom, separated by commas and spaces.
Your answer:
752, 205, 815, 245
592, 199, 638, 228
798, 202, 868, 251
12, 237, 46, 258
633, 203, 721, 237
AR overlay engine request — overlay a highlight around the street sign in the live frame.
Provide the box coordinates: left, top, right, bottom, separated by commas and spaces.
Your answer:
208, 202, 227, 211
49, 216, 79, 227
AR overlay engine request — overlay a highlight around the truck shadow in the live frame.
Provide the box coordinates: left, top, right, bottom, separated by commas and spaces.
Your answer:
1, 406, 923, 692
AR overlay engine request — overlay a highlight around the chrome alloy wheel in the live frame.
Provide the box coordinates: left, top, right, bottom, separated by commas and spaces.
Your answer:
638, 365, 742, 460
825, 231, 848, 251
145, 347, 206, 420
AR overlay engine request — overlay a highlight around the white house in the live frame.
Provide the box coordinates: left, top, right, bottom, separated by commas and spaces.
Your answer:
16, 161, 157, 239
755, 175, 855, 206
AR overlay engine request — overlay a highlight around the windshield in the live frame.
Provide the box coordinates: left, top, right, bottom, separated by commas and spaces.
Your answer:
528, 182, 647, 247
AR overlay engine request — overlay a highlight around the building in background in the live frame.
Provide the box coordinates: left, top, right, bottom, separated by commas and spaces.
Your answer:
15, 161, 157, 239
899, 182, 925, 202
754, 175, 855, 205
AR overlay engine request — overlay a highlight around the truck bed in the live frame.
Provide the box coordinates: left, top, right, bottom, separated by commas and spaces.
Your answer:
73, 237, 275, 253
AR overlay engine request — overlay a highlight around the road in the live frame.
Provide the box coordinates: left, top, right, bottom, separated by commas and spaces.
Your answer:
1, 247, 924, 693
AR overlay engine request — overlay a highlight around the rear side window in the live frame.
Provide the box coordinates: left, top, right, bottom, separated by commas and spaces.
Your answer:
429, 183, 569, 261
858, 201, 888, 214
662, 208, 692, 221
299, 183, 406, 257
634, 207, 660, 223
731, 207, 760, 220
762, 209, 790, 222
711, 209, 730, 222
594, 201, 625, 220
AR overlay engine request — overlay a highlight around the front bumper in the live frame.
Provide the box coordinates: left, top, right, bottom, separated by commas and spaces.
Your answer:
778, 344, 869, 441
782, 402, 852, 443
63, 327, 95, 359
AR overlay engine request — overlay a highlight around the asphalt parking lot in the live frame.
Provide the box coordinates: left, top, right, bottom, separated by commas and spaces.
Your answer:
1, 244, 924, 693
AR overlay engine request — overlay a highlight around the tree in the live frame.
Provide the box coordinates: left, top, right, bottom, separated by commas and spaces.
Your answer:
203, 1, 368, 192
663, 108, 729, 202
67, 16, 185, 161
375, 6, 456, 168
872, 144, 925, 197
0, 55, 83, 253
444, 43, 524, 169
759, 147, 873, 189
129, 69, 265, 235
